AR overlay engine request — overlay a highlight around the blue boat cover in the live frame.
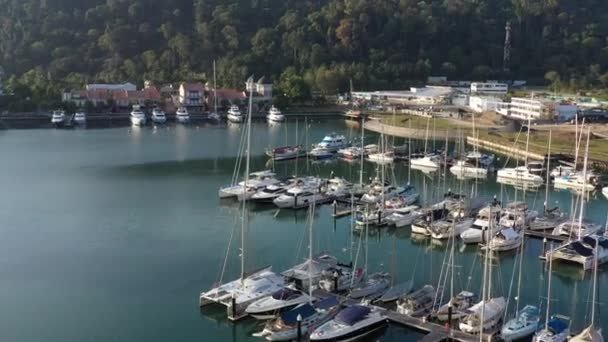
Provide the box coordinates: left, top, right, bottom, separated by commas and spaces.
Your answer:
548, 318, 568, 334
280, 304, 316, 325
570, 241, 593, 257
335, 305, 370, 326
271, 288, 299, 300
314, 296, 339, 310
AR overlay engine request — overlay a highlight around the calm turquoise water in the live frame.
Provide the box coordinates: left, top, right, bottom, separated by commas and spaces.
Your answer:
0, 119, 605, 341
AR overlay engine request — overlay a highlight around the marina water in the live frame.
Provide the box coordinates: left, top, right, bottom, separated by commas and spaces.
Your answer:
0, 119, 605, 341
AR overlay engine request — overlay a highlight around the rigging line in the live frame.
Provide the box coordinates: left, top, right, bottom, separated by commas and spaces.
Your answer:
502, 123, 525, 169
504, 245, 520, 322
216, 208, 240, 288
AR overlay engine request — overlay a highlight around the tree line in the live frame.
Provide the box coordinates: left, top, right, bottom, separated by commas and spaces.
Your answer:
1, 0, 608, 111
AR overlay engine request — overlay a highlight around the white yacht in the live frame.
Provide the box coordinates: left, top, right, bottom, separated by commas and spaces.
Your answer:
227, 105, 244, 123
501, 305, 541, 341
218, 170, 279, 199
318, 266, 364, 293
51, 110, 66, 127
309, 305, 386, 341
199, 268, 285, 319
273, 186, 328, 209
548, 234, 608, 270
450, 160, 487, 178
151, 107, 167, 124
367, 151, 395, 164
497, 166, 543, 184
257, 296, 341, 341
466, 151, 495, 168
435, 291, 477, 321
553, 172, 597, 192
130, 105, 147, 126
459, 297, 506, 333
499, 201, 538, 229
460, 204, 501, 244
250, 181, 295, 203
176, 107, 190, 123
428, 210, 474, 240
483, 227, 523, 252
73, 111, 86, 125
552, 221, 601, 239
384, 205, 421, 228
267, 106, 285, 122
411, 208, 450, 236
309, 133, 347, 159
245, 287, 312, 320
349, 272, 391, 299
410, 154, 440, 170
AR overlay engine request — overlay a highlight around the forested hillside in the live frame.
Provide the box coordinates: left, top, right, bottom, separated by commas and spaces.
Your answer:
1, 0, 608, 100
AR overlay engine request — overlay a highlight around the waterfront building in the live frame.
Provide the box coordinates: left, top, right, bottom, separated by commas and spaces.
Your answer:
62, 85, 160, 108
469, 96, 506, 113
178, 83, 206, 112
470, 82, 508, 95
497, 97, 547, 121
245, 76, 273, 101
352, 86, 454, 105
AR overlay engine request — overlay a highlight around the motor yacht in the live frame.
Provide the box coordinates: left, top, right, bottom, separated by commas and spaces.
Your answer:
309, 133, 347, 159
250, 180, 296, 203
227, 105, 243, 123
256, 296, 340, 341
176, 107, 190, 123
410, 154, 440, 170
151, 107, 167, 124
273, 185, 328, 209
218, 170, 279, 199
460, 205, 501, 244
130, 105, 146, 126
267, 106, 285, 122
384, 205, 421, 228
51, 110, 66, 127
309, 305, 386, 341
245, 287, 312, 320
73, 111, 86, 125
318, 266, 364, 293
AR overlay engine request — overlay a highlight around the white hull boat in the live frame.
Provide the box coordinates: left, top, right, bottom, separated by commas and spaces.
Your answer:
265, 145, 305, 161
367, 152, 394, 164
73, 112, 86, 125
348, 272, 391, 299
435, 291, 477, 321
51, 110, 66, 127
310, 305, 386, 341
384, 206, 421, 228
430, 217, 474, 240
396, 285, 436, 317
497, 166, 543, 183
227, 105, 244, 123
151, 108, 167, 124
501, 305, 540, 341
548, 234, 608, 270
267, 106, 285, 122
533, 316, 570, 342
246, 287, 311, 320
318, 267, 364, 293
483, 227, 522, 252
552, 221, 601, 239
554, 173, 596, 192
176, 107, 190, 123
450, 160, 488, 178
459, 297, 506, 334
410, 155, 440, 170
603, 186, 608, 199
130, 105, 147, 126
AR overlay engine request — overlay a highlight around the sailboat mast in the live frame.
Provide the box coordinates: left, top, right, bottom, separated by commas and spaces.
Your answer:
515, 229, 524, 315
359, 118, 364, 186
295, 119, 299, 177
308, 201, 314, 302
577, 129, 590, 239
545, 239, 554, 330
408, 119, 412, 184
240, 78, 254, 283
424, 117, 430, 154
213, 60, 218, 113
544, 130, 552, 213
525, 118, 531, 168
590, 236, 598, 327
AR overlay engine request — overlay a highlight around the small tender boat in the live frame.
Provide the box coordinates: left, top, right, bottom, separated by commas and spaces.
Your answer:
256, 296, 340, 341
176, 107, 190, 123
51, 110, 66, 127
227, 105, 244, 123
501, 305, 541, 341
245, 287, 311, 320
396, 284, 436, 317
435, 291, 477, 321
265, 145, 306, 161
151, 107, 167, 124
532, 315, 570, 342
130, 105, 146, 126
267, 106, 285, 122
309, 305, 386, 341
348, 272, 391, 299
459, 297, 506, 333
73, 111, 86, 125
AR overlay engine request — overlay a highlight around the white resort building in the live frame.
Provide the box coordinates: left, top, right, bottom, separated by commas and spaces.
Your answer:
497, 97, 546, 120
352, 86, 454, 105
470, 82, 508, 95
469, 96, 506, 113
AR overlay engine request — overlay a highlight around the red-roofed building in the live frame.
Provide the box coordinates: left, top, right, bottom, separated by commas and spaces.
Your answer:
62, 84, 161, 108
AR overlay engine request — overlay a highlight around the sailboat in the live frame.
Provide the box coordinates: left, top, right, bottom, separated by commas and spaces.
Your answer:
533, 243, 571, 342
500, 223, 540, 341
460, 214, 506, 334
348, 221, 391, 300
497, 118, 543, 185
411, 117, 440, 171
199, 78, 285, 321
208, 60, 221, 122
450, 115, 488, 178
569, 235, 604, 342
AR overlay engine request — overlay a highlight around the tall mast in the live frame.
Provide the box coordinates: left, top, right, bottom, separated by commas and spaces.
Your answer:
515, 225, 525, 315
590, 236, 598, 328
295, 119, 299, 177
577, 128, 590, 239
544, 238, 554, 331
424, 116, 430, 154
480, 213, 490, 340
308, 200, 314, 303
213, 60, 218, 113
524, 117, 531, 168
359, 118, 364, 186
544, 130, 552, 213
240, 77, 254, 283
408, 119, 412, 184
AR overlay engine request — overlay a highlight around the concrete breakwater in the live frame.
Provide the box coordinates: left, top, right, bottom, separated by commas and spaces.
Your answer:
363, 118, 460, 139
